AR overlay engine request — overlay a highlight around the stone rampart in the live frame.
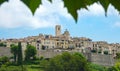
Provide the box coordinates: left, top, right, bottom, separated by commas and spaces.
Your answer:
37, 50, 115, 66
89, 53, 115, 66
0, 47, 12, 57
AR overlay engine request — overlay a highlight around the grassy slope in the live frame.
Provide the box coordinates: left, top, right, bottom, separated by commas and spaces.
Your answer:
27, 65, 44, 71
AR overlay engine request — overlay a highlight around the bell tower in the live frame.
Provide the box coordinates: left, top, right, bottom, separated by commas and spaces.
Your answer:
55, 25, 61, 36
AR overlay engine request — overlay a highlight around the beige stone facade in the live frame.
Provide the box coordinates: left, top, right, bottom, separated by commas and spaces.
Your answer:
0, 25, 120, 57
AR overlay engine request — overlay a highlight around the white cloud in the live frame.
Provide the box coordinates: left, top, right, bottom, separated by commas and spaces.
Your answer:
1, 0, 119, 29
78, 3, 119, 17
77, 3, 104, 17
107, 5, 119, 16
36, 0, 71, 18
87, 3, 104, 16
0, 0, 71, 29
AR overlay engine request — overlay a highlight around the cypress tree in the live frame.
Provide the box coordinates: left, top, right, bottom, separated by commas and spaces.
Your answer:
17, 42, 23, 65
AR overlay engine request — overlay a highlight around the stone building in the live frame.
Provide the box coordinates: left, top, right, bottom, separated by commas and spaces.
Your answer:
55, 25, 61, 36
0, 25, 120, 55
0, 25, 120, 66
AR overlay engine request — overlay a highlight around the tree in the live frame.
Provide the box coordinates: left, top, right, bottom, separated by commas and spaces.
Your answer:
116, 53, 120, 59
0, 56, 9, 65
10, 42, 23, 65
113, 62, 120, 71
17, 42, 23, 65
108, 62, 120, 71
25, 44, 37, 61
45, 52, 90, 71
10, 44, 18, 63
1, 0, 120, 22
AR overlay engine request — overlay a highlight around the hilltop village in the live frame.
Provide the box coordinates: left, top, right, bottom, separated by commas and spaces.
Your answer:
0, 25, 120, 66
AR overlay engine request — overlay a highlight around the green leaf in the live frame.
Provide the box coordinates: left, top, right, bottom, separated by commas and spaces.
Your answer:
98, 0, 110, 16
48, 0, 52, 3
84, 0, 97, 6
0, 0, 8, 6
109, 0, 120, 14
21, 0, 42, 15
63, 0, 96, 22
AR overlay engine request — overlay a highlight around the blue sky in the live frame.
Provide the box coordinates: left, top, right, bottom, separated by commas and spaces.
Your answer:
0, 0, 120, 43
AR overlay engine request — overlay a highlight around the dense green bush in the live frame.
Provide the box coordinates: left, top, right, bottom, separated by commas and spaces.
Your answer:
116, 53, 120, 59
0, 56, 9, 65
25, 44, 37, 61
44, 52, 90, 71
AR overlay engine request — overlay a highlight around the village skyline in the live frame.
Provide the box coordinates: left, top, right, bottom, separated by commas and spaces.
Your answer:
0, 0, 120, 43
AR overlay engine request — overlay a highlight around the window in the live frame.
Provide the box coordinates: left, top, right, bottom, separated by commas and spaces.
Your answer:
37, 44, 39, 46
58, 27, 60, 30
37, 47, 39, 50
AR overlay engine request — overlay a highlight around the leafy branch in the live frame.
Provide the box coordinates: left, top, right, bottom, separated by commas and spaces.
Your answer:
0, 0, 120, 22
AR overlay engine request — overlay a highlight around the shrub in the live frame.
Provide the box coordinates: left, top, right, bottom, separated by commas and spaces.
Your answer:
44, 52, 90, 71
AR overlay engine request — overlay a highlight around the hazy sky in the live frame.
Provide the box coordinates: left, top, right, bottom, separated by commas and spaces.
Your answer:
0, 0, 120, 43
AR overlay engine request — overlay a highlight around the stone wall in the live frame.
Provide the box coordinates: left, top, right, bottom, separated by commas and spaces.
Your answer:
89, 53, 115, 66
37, 50, 62, 58
37, 50, 115, 66
0, 47, 12, 57
0, 47, 115, 66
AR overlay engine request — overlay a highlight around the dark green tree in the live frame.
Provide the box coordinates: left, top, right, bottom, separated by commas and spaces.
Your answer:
10, 44, 18, 62
116, 53, 120, 59
45, 52, 90, 71
17, 42, 23, 65
0, 56, 9, 65
25, 44, 37, 61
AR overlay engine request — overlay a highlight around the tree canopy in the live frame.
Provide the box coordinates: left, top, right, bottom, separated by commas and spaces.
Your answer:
0, 0, 120, 22
25, 44, 37, 61
116, 53, 120, 59
10, 42, 23, 65
45, 52, 90, 71
10, 44, 18, 62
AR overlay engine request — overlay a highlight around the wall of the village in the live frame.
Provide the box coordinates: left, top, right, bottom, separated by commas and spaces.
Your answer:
0, 47, 12, 57
37, 50, 115, 66
89, 54, 115, 66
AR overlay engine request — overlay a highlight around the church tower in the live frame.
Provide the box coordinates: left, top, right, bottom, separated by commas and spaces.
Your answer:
55, 25, 61, 36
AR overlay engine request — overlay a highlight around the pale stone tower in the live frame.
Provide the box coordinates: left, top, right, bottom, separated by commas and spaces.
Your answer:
55, 25, 61, 36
